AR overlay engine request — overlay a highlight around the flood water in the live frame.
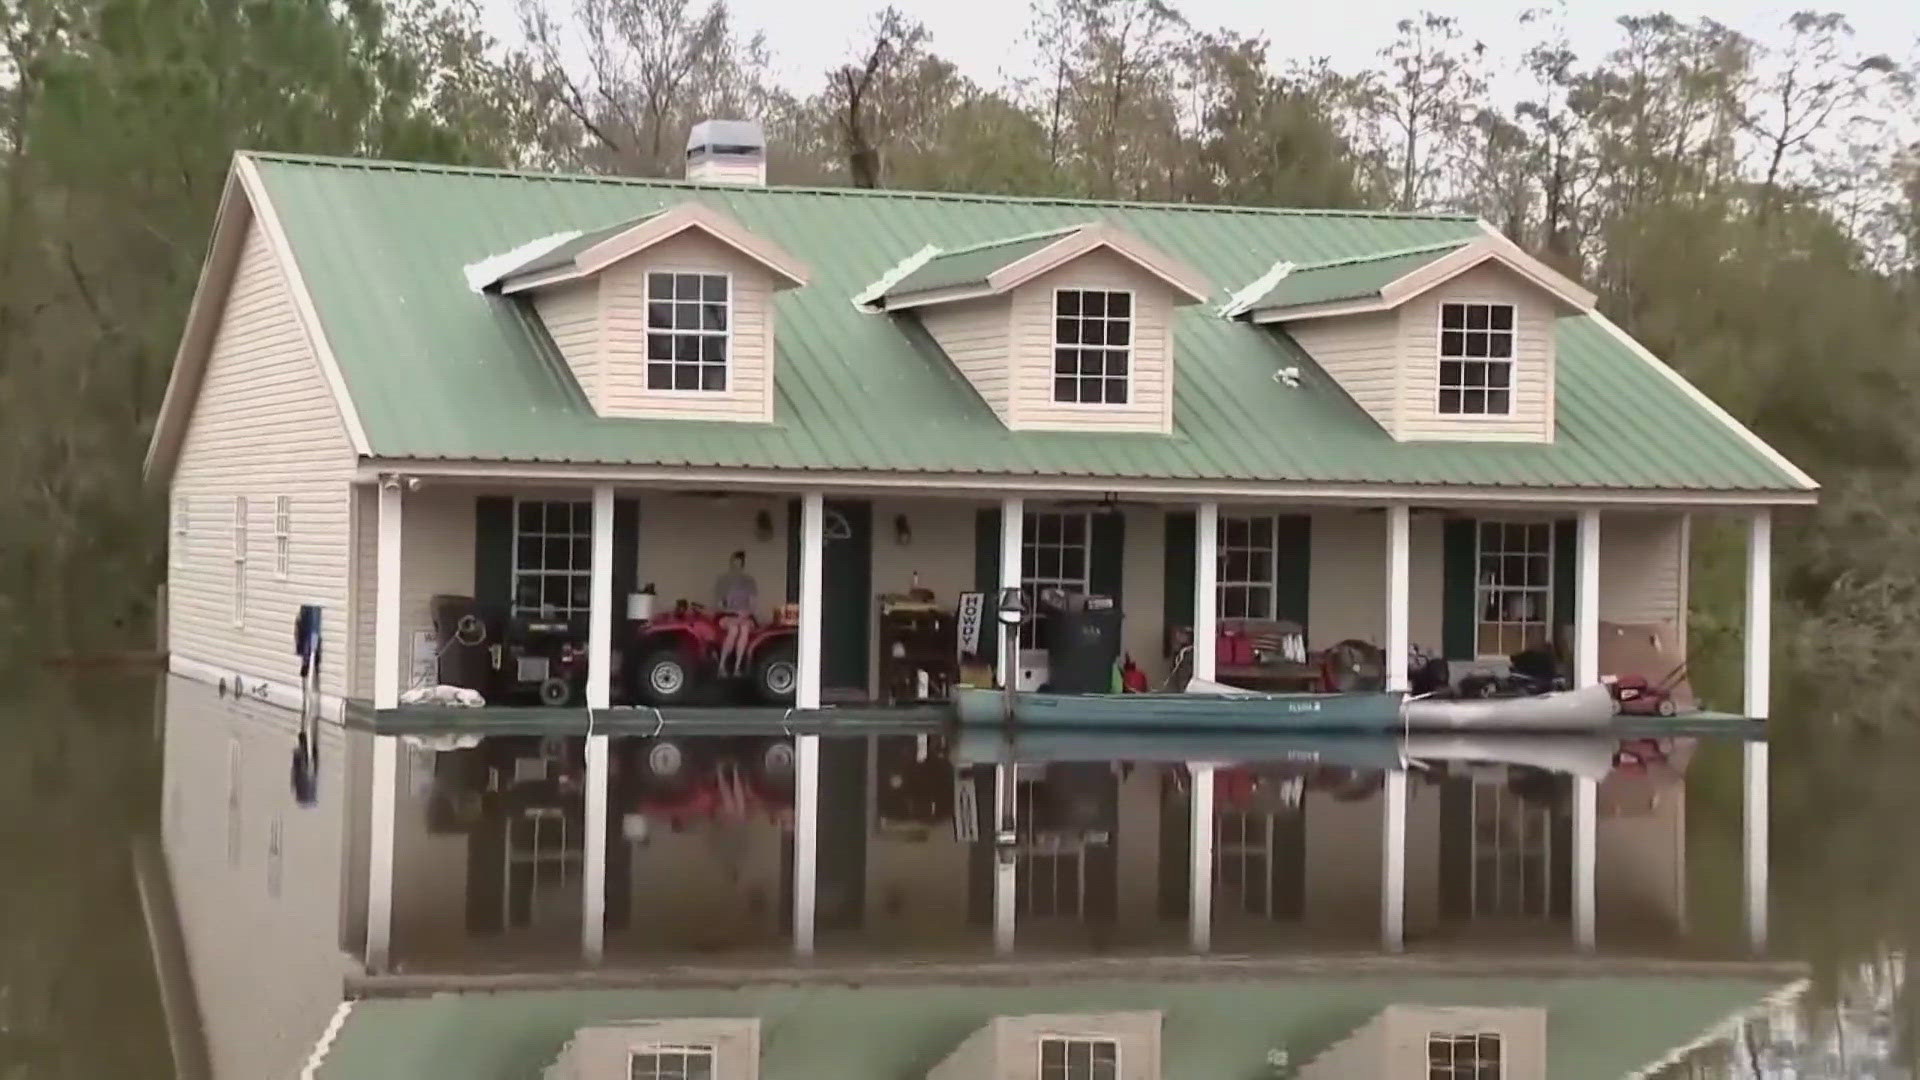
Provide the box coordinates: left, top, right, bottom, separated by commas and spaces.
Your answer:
4, 669, 1918, 1077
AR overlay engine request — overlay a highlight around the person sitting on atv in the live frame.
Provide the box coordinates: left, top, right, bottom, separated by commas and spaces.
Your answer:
713, 550, 759, 677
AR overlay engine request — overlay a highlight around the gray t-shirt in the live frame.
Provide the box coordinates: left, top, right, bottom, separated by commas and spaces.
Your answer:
714, 569, 758, 613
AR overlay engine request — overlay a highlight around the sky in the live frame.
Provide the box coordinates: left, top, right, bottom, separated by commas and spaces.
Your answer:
481, 0, 1920, 114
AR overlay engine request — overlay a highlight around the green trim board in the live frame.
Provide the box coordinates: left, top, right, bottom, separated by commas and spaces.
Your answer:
311, 974, 1790, 1079
242, 154, 1810, 496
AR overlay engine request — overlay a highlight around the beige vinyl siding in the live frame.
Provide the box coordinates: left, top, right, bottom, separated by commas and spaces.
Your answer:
598, 231, 774, 422
168, 219, 356, 696
1007, 248, 1173, 433
1305, 510, 1445, 652
161, 679, 350, 1080
397, 490, 476, 693
1285, 310, 1402, 434
532, 279, 603, 405
636, 492, 789, 615
919, 298, 1013, 420
1598, 511, 1688, 631
1397, 262, 1556, 442
350, 485, 375, 700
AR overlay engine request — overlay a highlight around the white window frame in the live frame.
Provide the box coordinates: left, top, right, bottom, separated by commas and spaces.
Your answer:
1217, 514, 1278, 620
1037, 1034, 1121, 1080
1469, 780, 1553, 921
1015, 774, 1088, 920
273, 495, 292, 580
627, 1043, 717, 1080
172, 496, 190, 572
1214, 808, 1276, 919
1051, 287, 1134, 406
231, 495, 248, 628
1474, 519, 1553, 660
1020, 510, 1092, 649
644, 269, 733, 394
511, 498, 593, 619
1437, 301, 1516, 416
1427, 1030, 1505, 1079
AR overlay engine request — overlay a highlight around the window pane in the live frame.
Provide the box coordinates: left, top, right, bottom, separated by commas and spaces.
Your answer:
702, 303, 727, 330
1490, 305, 1514, 330
1486, 364, 1510, 388
674, 335, 698, 362
1036, 514, 1060, 544
1104, 378, 1127, 403
1056, 318, 1078, 344
673, 274, 701, 300
647, 333, 674, 360
1246, 586, 1271, 618
1062, 514, 1086, 545
673, 302, 699, 330
648, 362, 672, 388
1082, 319, 1105, 346
646, 273, 673, 298
1055, 348, 1078, 375
1080, 291, 1105, 317
1107, 292, 1130, 317
1466, 304, 1490, 330
1103, 351, 1127, 377
1054, 377, 1078, 402
1224, 550, 1250, 581
1250, 549, 1272, 582
1464, 389, 1485, 413
1439, 359, 1463, 387
1464, 363, 1487, 387
647, 302, 674, 328
674, 365, 700, 390
1488, 389, 1510, 413
1223, 517, 1248, 546
1441, 331, 1465, 357
545, 537, 570, 568
1107, 320, 1130, 346
1442, 303, 1465, 329
1465, 332, 1489, 358
1060, 547, 1084, 580
572, 539, 591, 568
700, 336, 726, 362
517, 536, 540, 567
1488, 333, 1512, 358
702, 275, 728, 302
702, 364, 727, 391
1439, 389, 1461, 414
517, 502, 542, 531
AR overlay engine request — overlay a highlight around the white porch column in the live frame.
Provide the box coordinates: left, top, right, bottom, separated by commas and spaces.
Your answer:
581, 485, 614, 962
1572, 776, 1597, 951
1381, 768, 1407, 951
793, 492, 825, 957
1385, 504, 1411, 692
993, 763, 1018, 954
366, 478, 403, 972
1744, 509, 1772, 953
997, 498, 1024, 688
582, 734, 609, 962
1188, 764, 1215, 952
1194, 503, 1219, 683
1575, 509, 1601, 687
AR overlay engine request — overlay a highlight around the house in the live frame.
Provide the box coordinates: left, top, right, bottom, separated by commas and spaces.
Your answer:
145, 123, 1804, 1077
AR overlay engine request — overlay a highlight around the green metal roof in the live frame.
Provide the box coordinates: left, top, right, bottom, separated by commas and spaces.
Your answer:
500, 210, 665, 279
312, 974, 1784, 1079
885, 225, 1081, 297
1245, 240, 1468, 311
246, 154, 1810, 495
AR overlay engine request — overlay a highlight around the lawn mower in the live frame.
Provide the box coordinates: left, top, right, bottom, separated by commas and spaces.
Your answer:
627, 600, 799, 706
1606, 659, 1687, 717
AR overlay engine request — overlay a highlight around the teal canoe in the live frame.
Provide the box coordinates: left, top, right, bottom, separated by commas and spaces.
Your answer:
952, 686, 1405, 731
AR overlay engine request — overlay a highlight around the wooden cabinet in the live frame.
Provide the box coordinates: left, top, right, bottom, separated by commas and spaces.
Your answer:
876, 601, 957, 703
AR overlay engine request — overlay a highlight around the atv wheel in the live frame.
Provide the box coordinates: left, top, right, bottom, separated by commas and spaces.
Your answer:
752, 640, 798, 705
637, 648, 696, 706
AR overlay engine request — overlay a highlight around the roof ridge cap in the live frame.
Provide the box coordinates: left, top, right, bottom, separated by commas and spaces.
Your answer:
930, 224, 1085, 258
240, 152, 1483, 220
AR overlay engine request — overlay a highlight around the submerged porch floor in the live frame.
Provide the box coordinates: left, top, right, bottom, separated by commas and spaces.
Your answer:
345, 699, 1767, 738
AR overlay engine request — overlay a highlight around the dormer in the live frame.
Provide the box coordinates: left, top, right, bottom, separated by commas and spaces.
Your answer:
483, 203, 808, 423
861, 224, 1210, 434
926, 1011, 1162, 1080
542, 1017, 759, 1079
1226, 234, 1596, 443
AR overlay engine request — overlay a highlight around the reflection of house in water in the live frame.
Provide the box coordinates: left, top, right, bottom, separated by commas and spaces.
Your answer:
155, 678, 1783, 1078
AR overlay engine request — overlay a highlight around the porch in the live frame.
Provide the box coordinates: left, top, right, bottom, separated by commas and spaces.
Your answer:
349, 472, 1778, 973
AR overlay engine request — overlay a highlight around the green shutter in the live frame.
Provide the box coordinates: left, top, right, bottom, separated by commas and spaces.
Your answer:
1275, 514, 1311, 634
474, 496, 514, 612
1438, 777, 1473, 919
1442, 519, 1478, 660
1553, 518, 1577, 650
1089, 511, 1125, 608
612, 498, 639, 603
1163, 511, 1195, 656
785, 499, 801, 605
973, 507, 1000, 664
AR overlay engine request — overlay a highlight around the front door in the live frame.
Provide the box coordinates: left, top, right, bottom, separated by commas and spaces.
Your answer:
788, 499, 872, 695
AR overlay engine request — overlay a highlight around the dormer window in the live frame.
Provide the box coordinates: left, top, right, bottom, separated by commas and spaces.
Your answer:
1438, 302, 1515, 415
646, 272, 731, 392
629, 1043, 716, 1079
1053, 289, 1132, 404
1040, 1035, 1120, 1080
1428, 1031, 1503, 1079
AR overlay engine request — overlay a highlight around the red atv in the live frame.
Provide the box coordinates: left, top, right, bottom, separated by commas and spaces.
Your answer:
628, 601, 799, 706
